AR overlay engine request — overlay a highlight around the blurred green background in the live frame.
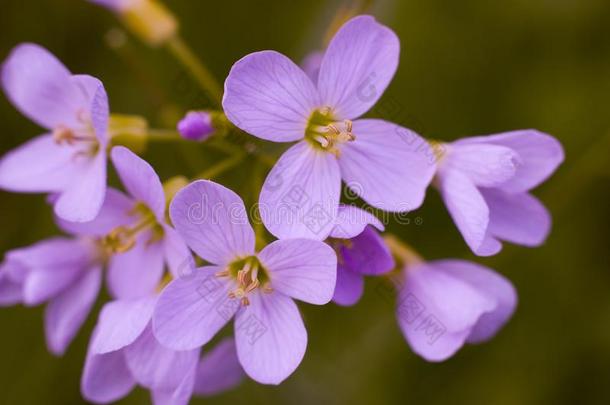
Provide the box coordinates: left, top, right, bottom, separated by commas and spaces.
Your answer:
1, 0, 610, 404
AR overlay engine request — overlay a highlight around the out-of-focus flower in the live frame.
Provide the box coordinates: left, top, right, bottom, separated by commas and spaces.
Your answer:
327, 205, 394, 306
153, 180, 337, 385
0, 237, 104, 355
88, 0, 177, 46
223, 15, 435, 240
58, 146, 191, 300
81, 296, 244, 404
177, 111, 214, 141
301, 50, 324, 84
395, 259, 517, 362
436, 130, 564, 256
0, 43, 109, 222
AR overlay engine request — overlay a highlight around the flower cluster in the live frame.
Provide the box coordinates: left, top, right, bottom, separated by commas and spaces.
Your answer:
0, 8, 563, 405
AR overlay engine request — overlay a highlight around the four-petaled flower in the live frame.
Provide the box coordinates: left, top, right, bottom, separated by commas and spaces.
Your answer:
223, 15, 436, 240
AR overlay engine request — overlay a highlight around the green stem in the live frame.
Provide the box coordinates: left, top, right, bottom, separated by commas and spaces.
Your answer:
166, 35, 223, 106
194, 153, 246, 180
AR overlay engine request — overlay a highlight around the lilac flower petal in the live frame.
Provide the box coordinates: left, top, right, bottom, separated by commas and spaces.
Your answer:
23, 266, 82, 306
1, 43, 86, 130
432, 260, 517, 344
125, 324, 199, 391
170, 180, 255, 265
0, 269, 22, 306
90, 296, 156, 354
107, 233, 164, 300
223, 50, 319, 142
88, 0, 129, 12
72, 74, 109, 144
329, 205, 384, 239
111, 146, 165, 220
438, 170, 491, 256
259, 141, 341, 240
194, 337, 245, 396
0, 134, 81, 192
476, 233, 503, 257
338, 119, 435, 212
81, 341, 136, 404
56, 187, 133, 236
162, 224, 193, 279
44, 266, 101, 355
317, 16, 399, 119
341, 226, 394, 276
258, 239, 337, 305
332, 265, 364, 306
151, 368, 196, 405
301, 50, 324, 84
457, 130, 564, 192
483, 189, 552, 247
235, 292, 307, 385
54, 150, 107, 222
153, 266, 236, 350
397, 263, 496, 361
444, 143, 520, 187
6, 236, 92, 270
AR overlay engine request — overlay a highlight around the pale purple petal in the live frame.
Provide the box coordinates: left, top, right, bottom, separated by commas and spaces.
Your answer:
162, 224, 193, 279
438, 169, 491, 256
107, 232, 164, 299
456, 130, 564, 192
259, 141, 341, 240
88, 0, 130, 12
443, 143, 520, 187
301, 50, 324, 84
340, 226, 394, 276
2, 43, 86, 129
194, 337, 245, 396
0, 267, 22, 306
56, 187, 133, 236
169, 180, 255, 265
396, 263, 496, 361
258, 239, 337, 305
23, 266, 82, 306
338, 119, 435, 212
332, 265, 364, 306
432, 260, 517, 344
6, 236, 93, 271
81, 336, 136, 404
90, 296, 156, 354
153, 266, 236, 350
151, 369, 195, 405
111, 146, 165, 220
476, 233, 503, 257
223, 50, 318, 142
0, 134, 82, 192
72, 74, 109, 144
317, 16, 399, 119
235, 292, 307, 385
54, 149, 107, 222
44, 266, 101, 355
329, 205, 384, 239
483, 189, 552, 247
125, 324, 199, 391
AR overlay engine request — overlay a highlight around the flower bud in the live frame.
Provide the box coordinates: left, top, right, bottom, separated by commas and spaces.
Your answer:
177, 111, 214, 141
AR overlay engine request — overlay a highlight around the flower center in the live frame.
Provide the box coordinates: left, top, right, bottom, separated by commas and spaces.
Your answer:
102, 202, 164, 254
305, 107, 356, 157
52, 110, 100, 158
215, 256, 272, 306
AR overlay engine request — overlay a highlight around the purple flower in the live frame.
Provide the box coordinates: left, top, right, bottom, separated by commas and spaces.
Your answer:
223, 15, 435, 240
58, 146, 191, 300
81, 296, 244, 404
0, 43, 109, 222
153, 180, 337, 384
327, 205, 394, 306
436, 130, 564, 256
88, 0, 132, 12
177, 111, 214, 141
0, 237, 103, 355
396, 259, 517, 362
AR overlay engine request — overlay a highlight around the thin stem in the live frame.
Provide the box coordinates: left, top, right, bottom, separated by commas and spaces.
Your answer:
147, 129, 184, 142
166, 35, 223, 106
194, 153, 246, 180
